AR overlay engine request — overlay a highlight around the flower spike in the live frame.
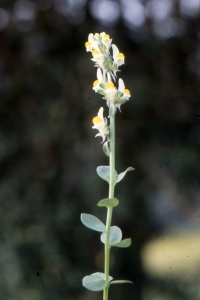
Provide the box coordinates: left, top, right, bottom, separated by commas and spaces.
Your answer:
85, 32, 131, 111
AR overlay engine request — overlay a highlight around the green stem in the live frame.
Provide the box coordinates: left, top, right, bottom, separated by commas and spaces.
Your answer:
103, 111, 115, 300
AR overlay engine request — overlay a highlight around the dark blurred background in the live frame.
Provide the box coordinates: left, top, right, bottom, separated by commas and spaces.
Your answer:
0, 0, 200, 299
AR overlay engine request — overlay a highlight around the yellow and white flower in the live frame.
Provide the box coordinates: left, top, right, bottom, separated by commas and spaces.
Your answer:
93, 68, 104, 92
105, 81, 117, 102
112, 44, 125, 67
94, 33, 100, 39
100, 32, 112, 51
85, 33, 102, 51
92, 107, 109, 143
91, 49, 104, 68
118, 78, 131, 101
114, 78, 131, 111
85, 33, 95, 52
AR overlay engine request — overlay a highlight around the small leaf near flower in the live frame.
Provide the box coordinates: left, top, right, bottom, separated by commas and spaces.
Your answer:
102, 141, 110, 157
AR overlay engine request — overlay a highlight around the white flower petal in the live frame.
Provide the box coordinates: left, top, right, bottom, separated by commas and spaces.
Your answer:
107, 72, 111, 82
93, 41, 100, 51
112, 44, 119, 57
118, 78, 125, 92
97, 107, 104, 120
100, 32, 106, 37
88, 33, 95, 43
97, 68, 103, 82
95, 133, 101, 137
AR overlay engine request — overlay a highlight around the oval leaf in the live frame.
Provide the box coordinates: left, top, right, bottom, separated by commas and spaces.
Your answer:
113, 238, 131, 248
96, 166, 118, 183
103, 142, 110, 157
96, 166, 110, 183
81, 213, 106, 232
116, 167, 135, 183
97, 198, 119, 208
83, 272, 113, 291
99, 83, 105, 89
101, 226, 122, 245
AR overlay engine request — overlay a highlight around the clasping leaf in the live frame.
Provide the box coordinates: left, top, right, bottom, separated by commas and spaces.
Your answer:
96, 166, 134, 185
96, 166, 118, 183
101, 227, 131, 248
81, 213, 106, 232
97, 198, 119, 208
101, 226, 122, 245
83, 272, 113, 291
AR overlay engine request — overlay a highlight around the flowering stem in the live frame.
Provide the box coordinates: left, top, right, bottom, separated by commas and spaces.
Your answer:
108, 112, 115, 199
103, 111, 115, 300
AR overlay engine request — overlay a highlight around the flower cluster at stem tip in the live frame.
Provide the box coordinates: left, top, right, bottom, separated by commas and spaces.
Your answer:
85, 32, 131, 143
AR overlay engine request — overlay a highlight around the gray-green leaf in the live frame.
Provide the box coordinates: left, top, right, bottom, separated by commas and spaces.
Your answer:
97, 198, 119, 208
96, 166, 118, 183
81, 213, 106, 232
116, 167, 135, 183
97, 89, 105, 95
82, 272, 113, 291
99, 83, 105, 89
110, 280, 133, 285
113, 238, 131, 248
101, 226, 122, 245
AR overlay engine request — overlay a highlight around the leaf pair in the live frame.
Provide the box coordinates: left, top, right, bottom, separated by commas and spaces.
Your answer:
101, 226, 131, 248
80, 214, 131, 248
96, 166, 134, 185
